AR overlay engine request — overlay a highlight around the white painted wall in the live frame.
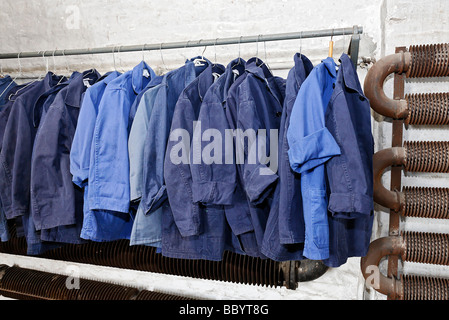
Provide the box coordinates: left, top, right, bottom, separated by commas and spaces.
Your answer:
0, 0, 448, 300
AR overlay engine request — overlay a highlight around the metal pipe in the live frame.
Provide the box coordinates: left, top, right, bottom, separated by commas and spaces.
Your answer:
373, 147, 406, 212
0, 26, 363, 60
361, 231, 449, 300
361, 236, 404, 300
363, 50, 411, 119
373, 141, 449, 211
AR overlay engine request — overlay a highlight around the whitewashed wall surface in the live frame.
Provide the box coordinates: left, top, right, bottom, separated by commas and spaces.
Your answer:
0, 0, 448, 300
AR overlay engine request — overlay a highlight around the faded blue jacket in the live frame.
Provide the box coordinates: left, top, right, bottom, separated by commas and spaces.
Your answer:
70, 71, 122, 188
88, 61, 154, 214
287, 57, 341, 260
140, 57, 208, 215
129, 57, 207, 247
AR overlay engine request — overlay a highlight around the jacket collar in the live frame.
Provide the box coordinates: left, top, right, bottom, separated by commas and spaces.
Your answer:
322, 57, 338, 78
131, 61, 155, 95
222, 58, 246, 103
339, 53, 364, 95
64, 69, 101, 107
293, 53, 314, 87
197, 63, 225, 102
245, 57, 273, 81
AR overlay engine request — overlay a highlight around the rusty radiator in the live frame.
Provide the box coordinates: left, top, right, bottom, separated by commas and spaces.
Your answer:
0, 264, 190, 300
362, 43, 449, 300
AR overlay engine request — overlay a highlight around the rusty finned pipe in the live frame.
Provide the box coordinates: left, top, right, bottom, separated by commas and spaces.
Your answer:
361, 236, 404, 300
373, 147, 406, 211
373, 141, 449, 211
364, 51, 411, 119
361, 231, 449, 300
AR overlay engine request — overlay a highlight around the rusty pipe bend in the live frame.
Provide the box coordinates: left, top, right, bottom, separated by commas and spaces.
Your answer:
373, 147, 406, 211
364, 51, 411, 119
361, 236, 405, 300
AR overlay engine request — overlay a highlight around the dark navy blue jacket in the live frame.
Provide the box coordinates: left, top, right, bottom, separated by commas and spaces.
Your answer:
323, 53, 374, 267
189, 58, 260, 258
0, 84, 29, 241
261, 53, 313, 261
31, 70, 101, 233
0, 76, 17, 105
0, 73, 66, 221
162, 62, 242, 260
225, 58, 286, 257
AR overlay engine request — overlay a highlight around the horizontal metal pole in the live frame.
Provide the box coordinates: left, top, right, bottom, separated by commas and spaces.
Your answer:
0, 26, 362, 60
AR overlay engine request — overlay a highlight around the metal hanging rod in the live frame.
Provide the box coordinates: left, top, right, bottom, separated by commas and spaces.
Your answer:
0, 26, 362, 60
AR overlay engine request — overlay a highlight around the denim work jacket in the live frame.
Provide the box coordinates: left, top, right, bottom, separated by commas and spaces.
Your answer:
31, 70, 101, 235
261, 53, 313, 261
0, 84, 28, 242
162, 62, 243, 260
223, 57, 286, 257
189, 58, 260, 258
323, 53, 374, 267
0, 75, 17, 106
0, 73, 66, 221
88, 61, 155, 215
129, 57, 206, 247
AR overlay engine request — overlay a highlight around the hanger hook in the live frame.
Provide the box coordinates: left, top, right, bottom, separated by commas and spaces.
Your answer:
142, 44, 146, 62
256, 35, 261, 63
112, 46, 117, 71
299, 31, 303, 58
238, 36, 243, 63
214, 38, 218, 65
17, 52, 22, 77
117, 46, 125, 72
52, 49, 57, 72
160, 42, 168, 72
41, 51, 49, 77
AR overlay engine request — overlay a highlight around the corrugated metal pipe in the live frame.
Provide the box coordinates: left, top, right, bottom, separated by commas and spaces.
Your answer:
364, 43, 449, 122
361, 231, 449, 300
0, 264, 192, 300
373, 141, 449, 213
0, 225, 328, 291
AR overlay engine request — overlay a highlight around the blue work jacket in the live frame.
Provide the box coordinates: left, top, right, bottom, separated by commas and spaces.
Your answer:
261, 53, 313, 261
189, 58, 260, 257
287, 57, 341, 260
323, 53, 374, 267
31, 70, 101, 233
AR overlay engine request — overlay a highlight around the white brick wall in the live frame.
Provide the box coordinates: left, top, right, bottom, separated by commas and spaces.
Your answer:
0, 0, 448, 300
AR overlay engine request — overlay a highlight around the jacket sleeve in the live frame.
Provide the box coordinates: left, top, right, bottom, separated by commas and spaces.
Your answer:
140, 88, 170, 214
286, 75, 341, 173
0, 98, 33, 219
31, 103, 76, 230
190, 98, 237, 206
88, 88, 132, 214
70, 88, 97, 188
326, 91, 374, 218
164, 97, 201, 236
128, 88, 158, 202
237, 99, 278, 205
